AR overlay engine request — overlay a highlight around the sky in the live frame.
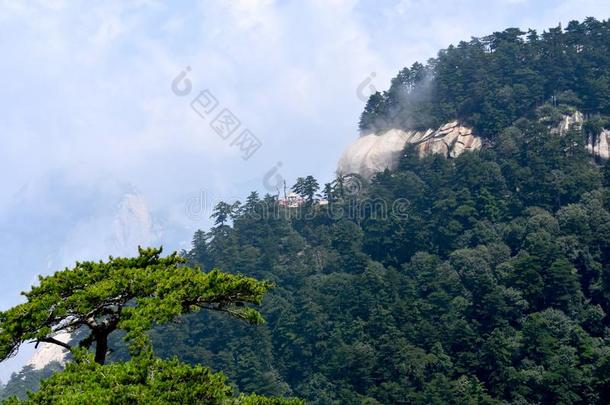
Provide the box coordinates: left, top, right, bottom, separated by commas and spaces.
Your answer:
0, 0, 609, 380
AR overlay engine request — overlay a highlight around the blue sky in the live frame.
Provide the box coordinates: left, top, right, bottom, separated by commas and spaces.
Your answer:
0, 0, 609, 379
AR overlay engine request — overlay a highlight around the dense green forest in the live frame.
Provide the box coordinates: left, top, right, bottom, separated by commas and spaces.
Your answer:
149, 18, 610, 404
0, 249, 301, 404
145, 123, 610, 403
3, 17, 610, 404
360, 17, 610, 136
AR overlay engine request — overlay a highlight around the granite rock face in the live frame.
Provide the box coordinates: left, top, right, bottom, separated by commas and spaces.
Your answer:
338, 111, 610, 179
26, 332, 70, 370
553, 110, 609, 160
586, 130, 610, 159
552, 110, 585, 135
415, 121, 483, 158
337, 121, 482, 178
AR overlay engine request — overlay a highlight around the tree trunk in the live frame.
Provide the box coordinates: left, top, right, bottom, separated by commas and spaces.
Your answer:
94, 333, 108, 364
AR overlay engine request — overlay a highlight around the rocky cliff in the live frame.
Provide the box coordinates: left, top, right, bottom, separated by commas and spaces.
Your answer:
553, 110, 610, 160
337, 121, 482, 179
339, 111, 610, 179
587, 131, 610, 160
26, 332, 70, 370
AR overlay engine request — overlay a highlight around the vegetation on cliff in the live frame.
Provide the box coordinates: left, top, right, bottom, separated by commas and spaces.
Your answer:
4, 17, 610, 405
360, 17, 610, 138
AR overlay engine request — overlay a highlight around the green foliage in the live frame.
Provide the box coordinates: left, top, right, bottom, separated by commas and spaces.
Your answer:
6, 17, 610, 405
0, 363, 62, 402
153, 35, 610, 398
360, 18, 610, 137
148, 109, 610, 403
292, 176, 320, 203
3, 351, 302, 405
0, 247, 272, 365
0, 250, 300, 403
212, 201, 242, 226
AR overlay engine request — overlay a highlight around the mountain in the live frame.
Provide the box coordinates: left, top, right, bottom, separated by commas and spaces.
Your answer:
4, 17, 610, 404
359, 17, 610, 138
337, 121, 483, 179
151, 127, 610, 403
0, 177, 162, 310
344, 16, 610, 181
338, 109, 610, 180
144, 18, 610, 404
0, 178, 166, 392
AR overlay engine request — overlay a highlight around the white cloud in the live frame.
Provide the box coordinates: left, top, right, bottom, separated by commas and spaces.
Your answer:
1, 0, 609, 380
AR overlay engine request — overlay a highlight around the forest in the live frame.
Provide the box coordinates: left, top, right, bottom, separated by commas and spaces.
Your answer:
146, 120, 610, 403
3, 17, 610, 405
359, 17, 610, 138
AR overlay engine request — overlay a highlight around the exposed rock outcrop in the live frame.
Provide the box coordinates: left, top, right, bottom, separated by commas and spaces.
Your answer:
551, 110, 584, 135
338, 111, 609, 179
551, 110, 609, 160
337, 121, 482, 179
586, 130, 610, 159
26, 332, 70, 370
416, 121, 483, 158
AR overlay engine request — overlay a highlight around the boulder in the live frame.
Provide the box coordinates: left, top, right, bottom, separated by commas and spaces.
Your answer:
337, 121, 482, 178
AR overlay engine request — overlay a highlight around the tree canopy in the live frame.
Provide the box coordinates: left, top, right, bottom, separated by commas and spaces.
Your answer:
3, 351, 302, 405
144, 116, 610, 403
360, 17, 610, 137
0, 249, 302, 403
5, 16, 610, 405
0, 247, 271, 365
292, 176, 320, 203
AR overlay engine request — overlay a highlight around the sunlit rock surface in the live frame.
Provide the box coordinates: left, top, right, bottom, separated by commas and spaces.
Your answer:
552, 110, 585, 135
416, 121, 482, 158
553, 110, 609, 160
587, 130, 610, 159
26, 332, 70, 370
337, 121, 482, 178
337, 129, 411, 179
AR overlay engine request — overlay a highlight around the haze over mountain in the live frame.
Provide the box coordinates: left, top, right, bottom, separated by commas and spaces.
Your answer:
2, 0, 610, 396
2, 0, 608, 303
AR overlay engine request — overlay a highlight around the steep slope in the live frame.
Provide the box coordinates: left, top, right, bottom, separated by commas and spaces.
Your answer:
145, 18, 610, 404
6, 17, 610, 405
337, 121, 482, 178
340, 110, 610, 179
162, 119, 610, 403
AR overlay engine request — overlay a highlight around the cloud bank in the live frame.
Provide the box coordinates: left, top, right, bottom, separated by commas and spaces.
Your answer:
1, 0, 609, 380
